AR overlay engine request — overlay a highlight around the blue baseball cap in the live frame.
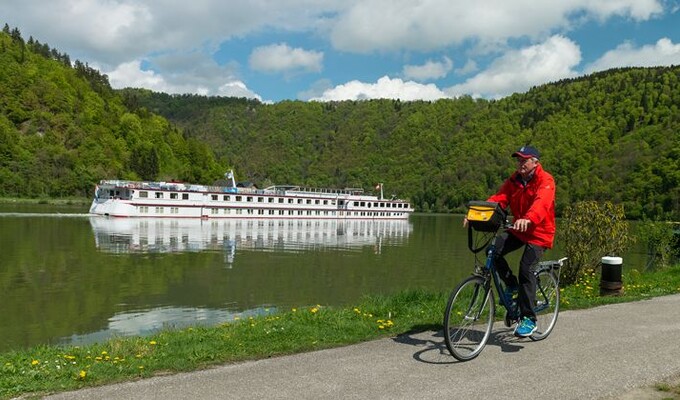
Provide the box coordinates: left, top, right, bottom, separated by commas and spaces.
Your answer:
512, 145, 540, 160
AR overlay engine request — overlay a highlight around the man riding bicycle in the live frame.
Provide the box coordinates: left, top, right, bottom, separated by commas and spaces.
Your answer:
465, 145, 556, 337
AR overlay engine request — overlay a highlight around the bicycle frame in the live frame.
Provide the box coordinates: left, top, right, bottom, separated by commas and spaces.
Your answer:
470, 223, 518, 318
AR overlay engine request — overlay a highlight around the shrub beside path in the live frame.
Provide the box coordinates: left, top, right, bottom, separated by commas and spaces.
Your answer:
44, 293, 680, 400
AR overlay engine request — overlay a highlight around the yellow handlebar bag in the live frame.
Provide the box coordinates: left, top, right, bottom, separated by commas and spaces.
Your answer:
466, 201, 506, 232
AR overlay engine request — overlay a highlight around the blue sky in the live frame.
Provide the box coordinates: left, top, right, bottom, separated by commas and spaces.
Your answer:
3, 1, 680, 103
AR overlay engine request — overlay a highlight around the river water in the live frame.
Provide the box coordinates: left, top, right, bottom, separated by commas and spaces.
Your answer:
0, 204, 645, 352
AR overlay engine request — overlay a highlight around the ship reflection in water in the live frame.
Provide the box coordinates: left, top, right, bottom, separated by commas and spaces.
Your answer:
89, 217, 413, 265
69, 217, 413, 347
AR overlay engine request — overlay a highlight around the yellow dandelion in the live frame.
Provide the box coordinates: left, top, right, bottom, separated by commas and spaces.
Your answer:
311, 307, 318, 313
292, 308, 297, 312
31, 360, 40, 366
101, 351, 108, 355
353, 308, 360, 314
149, 340, 157, 345
79, 370, 87, 379
378, 325, 385, 329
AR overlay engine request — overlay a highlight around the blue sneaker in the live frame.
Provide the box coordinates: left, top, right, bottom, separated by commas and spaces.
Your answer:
514, 317, 537, 337
500, 285, 518, 306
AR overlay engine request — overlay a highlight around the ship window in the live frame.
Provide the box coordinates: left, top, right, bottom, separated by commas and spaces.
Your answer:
139, 191, 148, 198
155, 207, 164, 213
323, 200, 328, 205
258, 197, 264, 202
354, 201, 359, 206
170, 193, 178, 199
182, 193, 189, 200
306, 199, 311, 204
297, 199, 302, 204
315, 199, 320, 204
361, 202, 365, 206
289, 199, 294, 203
224, 195, 229, 201
155, 192, 163, 199
268, 198, 274, 203
236, 196, 242, 201
212, 195, 218, 201
247, 196, 253, 202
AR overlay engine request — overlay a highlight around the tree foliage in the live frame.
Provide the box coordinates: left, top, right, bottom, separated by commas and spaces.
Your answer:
558, 201, 633, 284
1, 25, 679, 221
0, 26, 222, 197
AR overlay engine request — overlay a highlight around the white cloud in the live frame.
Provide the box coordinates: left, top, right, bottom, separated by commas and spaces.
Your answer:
446, 35, 581, 98
2, 0, 673, 101
107, 60, 262, 100
403, 57, 453, 81
249, 43, 323, 73
329, 0, 663, 53
297, 79, 334, 101
455, 59, 478, 75
585, 38, 680, 73
310, 76, 449, 101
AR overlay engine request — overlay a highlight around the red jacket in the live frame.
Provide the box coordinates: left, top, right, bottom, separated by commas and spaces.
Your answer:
487, 164, 556, 248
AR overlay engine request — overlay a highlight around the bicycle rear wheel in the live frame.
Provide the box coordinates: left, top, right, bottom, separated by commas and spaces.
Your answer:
531, 269, 560, 341
443, 276, 495, 361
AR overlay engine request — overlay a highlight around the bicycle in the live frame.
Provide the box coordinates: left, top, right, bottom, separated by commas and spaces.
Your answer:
443, 201, 567, 361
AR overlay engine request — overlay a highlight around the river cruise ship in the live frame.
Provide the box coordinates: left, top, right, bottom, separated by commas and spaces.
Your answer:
89, 171, 414, 219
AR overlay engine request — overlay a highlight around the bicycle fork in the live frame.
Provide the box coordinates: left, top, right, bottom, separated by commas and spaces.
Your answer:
463, 282, 492, 321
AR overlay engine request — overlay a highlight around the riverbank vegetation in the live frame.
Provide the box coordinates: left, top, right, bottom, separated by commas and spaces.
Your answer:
1, 25, 679, 220
2, 22, 679, 397
1, 264, 679, 399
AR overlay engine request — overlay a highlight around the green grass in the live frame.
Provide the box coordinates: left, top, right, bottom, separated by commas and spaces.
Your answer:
2, 265, 680, 399
0, 197, 90, 206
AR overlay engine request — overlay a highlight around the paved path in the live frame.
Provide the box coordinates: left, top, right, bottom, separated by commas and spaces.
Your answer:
45, 294, 680, 400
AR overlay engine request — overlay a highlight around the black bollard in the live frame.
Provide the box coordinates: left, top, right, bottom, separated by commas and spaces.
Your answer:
600, 256, 623, 296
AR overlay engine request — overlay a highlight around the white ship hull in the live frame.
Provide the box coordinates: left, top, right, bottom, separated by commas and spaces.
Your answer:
90, 176, 413, 220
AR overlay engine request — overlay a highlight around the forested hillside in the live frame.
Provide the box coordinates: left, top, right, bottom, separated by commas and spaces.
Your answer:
122, 67, 680, 219
1, 25, 678, 219
0, 25, 222, 198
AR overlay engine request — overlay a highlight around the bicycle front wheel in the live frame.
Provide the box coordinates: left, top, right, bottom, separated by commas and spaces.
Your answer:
443, 276, 495, 361
531, 269, 560, 341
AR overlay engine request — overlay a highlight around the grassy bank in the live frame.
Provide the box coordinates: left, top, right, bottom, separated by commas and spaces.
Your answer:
2, 265, 680, 399
0, 197, 91, 207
